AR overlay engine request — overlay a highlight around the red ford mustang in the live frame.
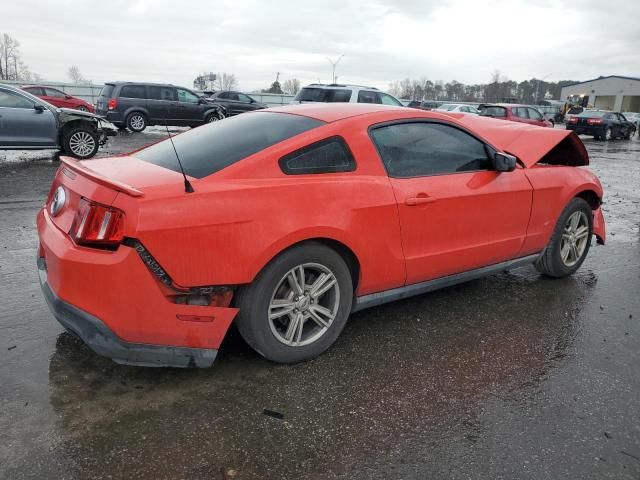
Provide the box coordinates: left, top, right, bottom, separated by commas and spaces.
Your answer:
37, 103, 606, 367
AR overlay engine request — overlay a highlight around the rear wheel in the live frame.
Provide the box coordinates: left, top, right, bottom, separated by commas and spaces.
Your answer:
126, 112, 147, 132
604, 127, 613, 141
236, 243, 353, 363
62, 127, 99, 159
535, 198, 592, 278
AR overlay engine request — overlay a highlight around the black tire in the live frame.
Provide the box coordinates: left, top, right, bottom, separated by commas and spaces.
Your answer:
61, 127, 99, 159
205, 112, 221, 123
604, 127, 613, 141
126, 112, 147, 132
235, 242, 353, 363
623, 128, 632, 140
535, 197, 593, 278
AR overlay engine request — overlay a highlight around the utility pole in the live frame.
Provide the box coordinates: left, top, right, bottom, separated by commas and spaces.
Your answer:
327, 55, 344, 84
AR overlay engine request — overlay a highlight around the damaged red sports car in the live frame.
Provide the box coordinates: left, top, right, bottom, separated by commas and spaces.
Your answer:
37, 103, 606, 367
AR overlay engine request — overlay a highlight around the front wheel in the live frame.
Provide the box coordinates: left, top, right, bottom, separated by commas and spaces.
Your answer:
604, 127, 613, 141
62, 127, 99, 159
235, 243, 353, 363
535, 197, 593, 278
205, 111, 223, 123
76, 105, 89, 112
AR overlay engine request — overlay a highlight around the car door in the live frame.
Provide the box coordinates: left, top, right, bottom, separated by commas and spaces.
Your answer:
176, 88, 204, 125
236, 92, 257, 113
527, 107, 546, 126
615, 113, 631, 136
0, 88, 57, 147
369, 121, 533, 284
43, 87, 73, 108
147, 85, 178, 124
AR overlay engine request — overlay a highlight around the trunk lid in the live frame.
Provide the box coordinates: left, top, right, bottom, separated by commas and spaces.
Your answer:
47, 156, 186, 235
456, 115, 589, 167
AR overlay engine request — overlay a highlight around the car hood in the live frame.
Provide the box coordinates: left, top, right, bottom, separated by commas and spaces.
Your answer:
455, 115, 589, 167
58, 108, 102, 120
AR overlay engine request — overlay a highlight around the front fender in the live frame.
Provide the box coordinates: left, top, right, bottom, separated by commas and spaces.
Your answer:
593, 207, 606, 245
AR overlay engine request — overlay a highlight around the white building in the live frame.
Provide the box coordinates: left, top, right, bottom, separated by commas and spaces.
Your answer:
560, 75, 640, 112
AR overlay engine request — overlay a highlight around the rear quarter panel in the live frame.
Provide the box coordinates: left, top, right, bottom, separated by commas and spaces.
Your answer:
116, 118, 407, 296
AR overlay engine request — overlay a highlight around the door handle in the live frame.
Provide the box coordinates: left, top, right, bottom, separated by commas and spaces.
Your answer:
406, 194, 437, 206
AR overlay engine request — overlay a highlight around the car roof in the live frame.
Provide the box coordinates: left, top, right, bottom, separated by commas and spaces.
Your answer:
304, 83, 379, 91
264, 103, 407, 122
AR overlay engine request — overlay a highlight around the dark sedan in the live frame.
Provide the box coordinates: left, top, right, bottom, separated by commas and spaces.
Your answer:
566, 111, 636, 140
406, 100, 442, 110
202, 91, 267, 116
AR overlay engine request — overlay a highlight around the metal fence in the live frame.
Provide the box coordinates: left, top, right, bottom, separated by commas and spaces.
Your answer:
1, 79, 295, 106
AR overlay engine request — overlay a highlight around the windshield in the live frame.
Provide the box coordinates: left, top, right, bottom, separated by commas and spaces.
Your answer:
99, 84, 115, 98
135, 112, 325, 178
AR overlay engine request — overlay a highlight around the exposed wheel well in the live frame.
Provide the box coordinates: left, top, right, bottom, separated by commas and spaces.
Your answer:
267, 238, 361, 293
576, 190, 601, 210
59, 120, 97, 143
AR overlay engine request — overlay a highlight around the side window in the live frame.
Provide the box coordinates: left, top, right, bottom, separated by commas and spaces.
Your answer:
238, 93, 253, 103
44, 88, 65, 98
148, 86, 177, 101
379, 93, 402, 106
279, 136, 356, 175
177, 89, 200, 104
358, 90, 381, 104
218, 92, 230, 99
324, 89, 352, 102
618, 113, 627, 121
24, 87, 44, 96
227, 93, 240, 101
528, 108, 543, 120
120, 85, 147, 99
370, 122, 490, 178
513, 107, 527, 118
0, 90, 34, 109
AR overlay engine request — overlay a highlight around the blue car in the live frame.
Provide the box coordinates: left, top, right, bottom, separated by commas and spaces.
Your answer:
566, 110, 636, 141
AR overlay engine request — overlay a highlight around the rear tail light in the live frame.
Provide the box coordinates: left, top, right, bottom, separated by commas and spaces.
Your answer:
70, 198, 124, 249
107, 98, 117, 110
568, 117, 578, 123
587, 118, 603, 125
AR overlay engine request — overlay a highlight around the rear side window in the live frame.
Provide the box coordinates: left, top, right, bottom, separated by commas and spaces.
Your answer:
480, 106, 507, 118
120, 85, 147, 99
23, 87, 44, 96
44, 88, 65, 98
99, 84, 115, 98
279, 136, 355, 175
148, 86, 177, 101
294, 88, 351, 102
370, 122, 490, 178
358, 91, 380, 104
136, 112, 325, 178
513, 107, 528, 118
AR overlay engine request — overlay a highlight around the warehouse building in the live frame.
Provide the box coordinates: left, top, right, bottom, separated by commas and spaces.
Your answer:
560, 75, 640, 112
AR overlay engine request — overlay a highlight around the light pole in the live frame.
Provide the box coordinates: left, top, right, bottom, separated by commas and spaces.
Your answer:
327, 55, 344, 84
529, 73, 552, 103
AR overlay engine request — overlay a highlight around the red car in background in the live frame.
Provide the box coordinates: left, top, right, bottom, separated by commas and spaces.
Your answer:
479, 103, 552, 127
21, 85, 95, 112
37, 104, 605, 368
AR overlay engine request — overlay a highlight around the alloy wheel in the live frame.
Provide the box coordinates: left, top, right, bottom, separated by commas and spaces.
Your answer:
560, 211, 589, 267
77, 106, 89, 112
129, 115, 145, 130
268, 263, 340, 347
68, 131, 96, 157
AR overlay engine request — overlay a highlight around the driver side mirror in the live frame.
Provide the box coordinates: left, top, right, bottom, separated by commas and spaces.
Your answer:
493, 152, 517, 172
33, 104, 45, 113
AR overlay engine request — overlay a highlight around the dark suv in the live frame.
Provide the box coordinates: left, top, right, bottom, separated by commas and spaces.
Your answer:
96, 82, 226, 132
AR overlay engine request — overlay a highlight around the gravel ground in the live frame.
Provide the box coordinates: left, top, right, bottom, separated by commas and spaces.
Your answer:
0, 130, 639, 480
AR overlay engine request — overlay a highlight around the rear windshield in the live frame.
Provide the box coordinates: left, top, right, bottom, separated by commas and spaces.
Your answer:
99, 84, 115, 98
294, 88, 352, 103
577, 111, 606, 117
479, 106, 507, 117
135, 112, 325, 178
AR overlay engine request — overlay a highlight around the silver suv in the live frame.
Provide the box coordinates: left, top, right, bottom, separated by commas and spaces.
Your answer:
292, 84, 403, 106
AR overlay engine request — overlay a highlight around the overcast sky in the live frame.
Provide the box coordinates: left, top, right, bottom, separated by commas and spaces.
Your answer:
4, 0, 639, 91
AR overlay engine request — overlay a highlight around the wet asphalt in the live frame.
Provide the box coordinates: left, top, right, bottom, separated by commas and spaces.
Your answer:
0, 128, 639, 480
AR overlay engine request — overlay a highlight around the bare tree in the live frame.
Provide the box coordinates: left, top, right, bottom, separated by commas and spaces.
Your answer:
67, 65, 90, 84
282, 78, 301, 95
215, 72, 238, 91
0, 33, 22, 80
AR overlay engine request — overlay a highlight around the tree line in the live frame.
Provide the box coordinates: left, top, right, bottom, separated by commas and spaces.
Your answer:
388, 71, 579, 104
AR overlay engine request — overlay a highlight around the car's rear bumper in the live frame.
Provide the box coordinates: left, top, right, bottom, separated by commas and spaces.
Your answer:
566, 125, 606, 136
38, 258, 217, 367
36, 208, 238, 368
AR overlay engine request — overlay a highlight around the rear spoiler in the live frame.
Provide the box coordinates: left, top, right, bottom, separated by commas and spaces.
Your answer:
60, 156, 144, 197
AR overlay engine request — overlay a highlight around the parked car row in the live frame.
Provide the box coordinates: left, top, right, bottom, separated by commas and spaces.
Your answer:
478, 104, 553, 128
